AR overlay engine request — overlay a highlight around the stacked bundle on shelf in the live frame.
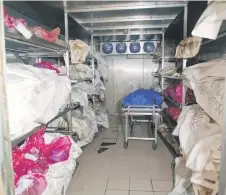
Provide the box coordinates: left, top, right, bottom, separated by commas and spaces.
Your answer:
6, 62, 71, 141
93, 52, 109, 129
170, 57, 225, 195
7, 62, 82, 195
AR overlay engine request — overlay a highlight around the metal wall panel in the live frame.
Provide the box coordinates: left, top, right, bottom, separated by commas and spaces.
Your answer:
105, 55, 157, 115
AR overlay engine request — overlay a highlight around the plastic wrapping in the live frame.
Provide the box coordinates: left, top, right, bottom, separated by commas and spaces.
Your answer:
29, 27, 60, 43
175, 36, 202, 59
164, 83, 195, 104
4, 7, 27, 28
69, 40, 89, 64
35, 61, 60, 74
6, 63, 71, 140
15, 173, 47, 195
122, 89, 163, 106
72, 81, 95, 96
93, 52, 108, 81
167, 107, 182, 121
183, 57, 225, 127
95, 106, 109, 128
192, 1, 226, 39
69, 64, 93, 80
13, 128, 82, 195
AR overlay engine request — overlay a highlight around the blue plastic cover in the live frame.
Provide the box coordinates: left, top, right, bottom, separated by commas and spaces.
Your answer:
122, 89, 163, 106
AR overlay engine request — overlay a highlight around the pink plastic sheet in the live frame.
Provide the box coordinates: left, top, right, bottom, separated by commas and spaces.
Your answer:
34, 61, 60, 74
4, 7, 27, 28
167, 106, 182, 121
29, 27, 60, 42
164, 83, 195, 104
13, 126, 72, 194
16, 174, 47, 195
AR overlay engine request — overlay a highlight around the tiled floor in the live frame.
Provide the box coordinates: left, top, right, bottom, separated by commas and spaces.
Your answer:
66, 117, 173, 195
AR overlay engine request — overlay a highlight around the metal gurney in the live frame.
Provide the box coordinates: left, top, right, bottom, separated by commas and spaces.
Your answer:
122, 105, 161, 150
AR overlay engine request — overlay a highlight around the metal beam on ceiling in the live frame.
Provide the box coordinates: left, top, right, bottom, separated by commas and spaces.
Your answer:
77, 15, 177, 24
66, 2, 187, 13
86, 24, 170, 31
93, 30, 162, 37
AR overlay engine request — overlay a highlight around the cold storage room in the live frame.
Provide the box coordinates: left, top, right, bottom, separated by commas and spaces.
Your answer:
1, 1, 226, 195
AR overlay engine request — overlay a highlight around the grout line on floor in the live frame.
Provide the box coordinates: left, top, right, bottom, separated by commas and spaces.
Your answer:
150, 179, 154, 192
105, 178, 109, 195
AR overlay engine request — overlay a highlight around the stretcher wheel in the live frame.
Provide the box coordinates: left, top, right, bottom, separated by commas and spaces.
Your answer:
124, 141, 128, 149
152, 142, 157, 150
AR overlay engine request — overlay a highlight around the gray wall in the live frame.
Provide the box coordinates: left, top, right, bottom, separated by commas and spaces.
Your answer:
105, 55, 159, 115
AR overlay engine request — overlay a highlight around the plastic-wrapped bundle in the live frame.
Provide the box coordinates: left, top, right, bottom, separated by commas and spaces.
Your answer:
143, 42, 155, 53
29, 27, 60, 43
116, 42, 127, 54
129, 42, 141, 53
102, 43, 113, 54
69, 40, 89, 64
122, 89, 163, 106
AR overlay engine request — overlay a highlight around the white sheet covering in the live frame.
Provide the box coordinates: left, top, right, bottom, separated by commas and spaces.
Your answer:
49, 90, 98, 147
173, 105, 221, 195
6, 63, 71, 140
42, 133, 82, 195
192, 1, 226, 39
173, 105, 221, 156
183, 57, 225, 127
72, 107, 98, 147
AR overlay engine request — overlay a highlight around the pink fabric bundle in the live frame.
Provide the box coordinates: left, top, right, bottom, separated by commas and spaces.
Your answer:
164, 83, 195, 104
34, 61, 60, 74
29, 27, 60, 42
13, 127, 72, 194
167, 106, 182, 121
4, 7, 27, 28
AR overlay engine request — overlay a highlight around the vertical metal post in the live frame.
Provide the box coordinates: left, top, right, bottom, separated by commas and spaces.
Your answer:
0, 2, 15, 195
91, 33, 95, 109
218, 59, 226, 195
64, 8, 72, 133
182, 4, 188, 107
161, 32, 165, 91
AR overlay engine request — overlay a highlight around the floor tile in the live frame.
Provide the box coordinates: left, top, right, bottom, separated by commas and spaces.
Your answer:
154, 192, 168, 195
106, 190, 129, 195
130, 191, 154, 195
67, 122, 173, 195
107, 179, 130, 190
110, 165, 130, 179
103, 130, 118, 139
152, 181, 173, 192
82, 188, 106, 195
130, 180, 153, 191
102, 138, 117, 144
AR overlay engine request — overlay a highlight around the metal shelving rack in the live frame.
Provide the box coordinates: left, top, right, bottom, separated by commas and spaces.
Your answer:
161, 4, 188, 107
0, 2, 76, 194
